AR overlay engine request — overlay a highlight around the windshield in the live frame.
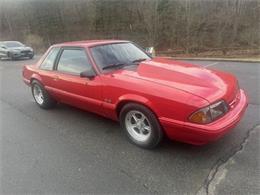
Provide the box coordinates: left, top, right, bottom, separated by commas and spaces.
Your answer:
3, 41, 24, 48
91, 42, 151, 71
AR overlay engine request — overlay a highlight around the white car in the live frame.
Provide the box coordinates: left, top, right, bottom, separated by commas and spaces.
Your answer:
0, 41, 34, 60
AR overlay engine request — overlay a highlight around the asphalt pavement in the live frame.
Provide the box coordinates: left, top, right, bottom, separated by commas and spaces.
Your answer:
0, 56, 259, 194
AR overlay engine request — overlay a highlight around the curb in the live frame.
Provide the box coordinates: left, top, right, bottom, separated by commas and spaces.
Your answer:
169, 57, 260, 63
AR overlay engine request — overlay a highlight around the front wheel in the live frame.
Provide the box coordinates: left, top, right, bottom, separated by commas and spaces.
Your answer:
29, 54, 34, 59
119, 103, 163, 149
31, 80, 56, 109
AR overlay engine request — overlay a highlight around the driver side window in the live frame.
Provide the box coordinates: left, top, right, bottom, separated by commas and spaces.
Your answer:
57, 49, 93, 75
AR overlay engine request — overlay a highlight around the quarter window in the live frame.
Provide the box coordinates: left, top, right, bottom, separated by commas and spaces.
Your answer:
57, 49, 92, 75
40, 47, 60, 70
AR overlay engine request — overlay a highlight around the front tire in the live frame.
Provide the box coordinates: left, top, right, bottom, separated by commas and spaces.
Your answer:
31, 80, 56, 109
119, 103, 163, 149
29, 54, 34, 59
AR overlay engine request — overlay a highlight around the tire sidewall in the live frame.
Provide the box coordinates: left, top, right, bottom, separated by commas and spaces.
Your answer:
120, 103, 163, 149
32, 81, 45, 106
29, 54, 34, 59
31, 80, 56, 109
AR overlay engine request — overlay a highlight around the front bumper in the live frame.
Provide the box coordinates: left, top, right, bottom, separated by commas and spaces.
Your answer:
160, 89, 248, 145
11, 51, 34, 58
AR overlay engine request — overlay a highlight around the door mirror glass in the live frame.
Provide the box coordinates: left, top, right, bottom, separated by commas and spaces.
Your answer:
145, 47, 155, 57
80, 69, 96, 79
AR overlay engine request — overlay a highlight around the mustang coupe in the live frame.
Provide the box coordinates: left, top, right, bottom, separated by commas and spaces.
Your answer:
22, 40, 248, 148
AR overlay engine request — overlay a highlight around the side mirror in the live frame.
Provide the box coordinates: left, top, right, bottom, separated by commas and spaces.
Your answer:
145, 47, 155, 57
80, 69, 96, 79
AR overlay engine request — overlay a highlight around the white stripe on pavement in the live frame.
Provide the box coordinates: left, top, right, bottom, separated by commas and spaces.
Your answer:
204, 62, 219, 67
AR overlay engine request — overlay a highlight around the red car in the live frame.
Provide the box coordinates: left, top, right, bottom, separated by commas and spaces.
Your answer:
22, 40, 248, 148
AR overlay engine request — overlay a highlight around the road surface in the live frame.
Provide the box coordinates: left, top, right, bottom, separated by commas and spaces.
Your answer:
0, 56, 259, 194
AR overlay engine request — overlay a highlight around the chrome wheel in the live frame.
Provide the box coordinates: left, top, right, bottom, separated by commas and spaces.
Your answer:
33, 84, 44, 105
125, 110, 152, 142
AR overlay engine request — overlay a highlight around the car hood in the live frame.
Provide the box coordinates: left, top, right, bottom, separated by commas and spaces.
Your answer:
120, 57, 238, 103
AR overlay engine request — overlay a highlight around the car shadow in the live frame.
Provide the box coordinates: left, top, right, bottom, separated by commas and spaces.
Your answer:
53, 102, 224, 158
23, 100, 253, 192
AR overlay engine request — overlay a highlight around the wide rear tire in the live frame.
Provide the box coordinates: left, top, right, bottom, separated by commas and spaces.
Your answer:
31, 80, 56, 109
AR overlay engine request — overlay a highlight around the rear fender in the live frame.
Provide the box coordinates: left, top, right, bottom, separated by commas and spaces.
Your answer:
23, 65, 41, 86
30, 73, 43, 84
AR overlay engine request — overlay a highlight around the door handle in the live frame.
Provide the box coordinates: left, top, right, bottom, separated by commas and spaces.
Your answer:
53, 76, 59, 81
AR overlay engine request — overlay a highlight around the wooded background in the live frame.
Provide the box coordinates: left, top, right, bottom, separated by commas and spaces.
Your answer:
0, 0, 259, 55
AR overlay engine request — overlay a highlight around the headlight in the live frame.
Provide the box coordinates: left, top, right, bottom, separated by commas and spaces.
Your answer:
189, 100, 228, 124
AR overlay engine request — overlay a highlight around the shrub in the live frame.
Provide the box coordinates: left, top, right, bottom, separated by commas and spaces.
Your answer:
24, 34, 45, 53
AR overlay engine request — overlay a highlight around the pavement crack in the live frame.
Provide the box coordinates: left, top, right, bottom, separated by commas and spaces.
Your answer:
119, 169, 158, 193
196, 124, 260, 195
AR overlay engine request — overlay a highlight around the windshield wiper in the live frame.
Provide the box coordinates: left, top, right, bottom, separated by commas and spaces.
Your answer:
102, 63, 127, 70
132, 58, 147, 63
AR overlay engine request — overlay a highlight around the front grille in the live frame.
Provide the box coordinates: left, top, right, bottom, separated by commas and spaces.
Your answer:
21, 50, 30, 54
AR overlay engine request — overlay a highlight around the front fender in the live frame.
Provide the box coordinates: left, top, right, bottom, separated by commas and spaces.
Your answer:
116, 94, 158, 115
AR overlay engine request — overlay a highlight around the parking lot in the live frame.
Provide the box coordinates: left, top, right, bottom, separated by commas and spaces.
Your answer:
0, 56, 259, 194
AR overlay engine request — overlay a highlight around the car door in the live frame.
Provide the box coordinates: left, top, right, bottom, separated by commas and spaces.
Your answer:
52, 47, 103, 114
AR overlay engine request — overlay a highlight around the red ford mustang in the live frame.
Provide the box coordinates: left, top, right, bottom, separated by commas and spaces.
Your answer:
22, 40, 248, 148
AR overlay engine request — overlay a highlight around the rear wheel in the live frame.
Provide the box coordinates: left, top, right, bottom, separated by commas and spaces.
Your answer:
119, 103, 163, 149
8, 52, 17, 60
31, 80, 56, 109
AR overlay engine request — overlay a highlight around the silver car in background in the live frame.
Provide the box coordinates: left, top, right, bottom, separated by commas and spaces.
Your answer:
0, 41, 34, 60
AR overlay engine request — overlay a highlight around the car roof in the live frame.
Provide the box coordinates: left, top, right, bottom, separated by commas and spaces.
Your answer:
53, 40, 130, 48
2, 41, 22, 43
